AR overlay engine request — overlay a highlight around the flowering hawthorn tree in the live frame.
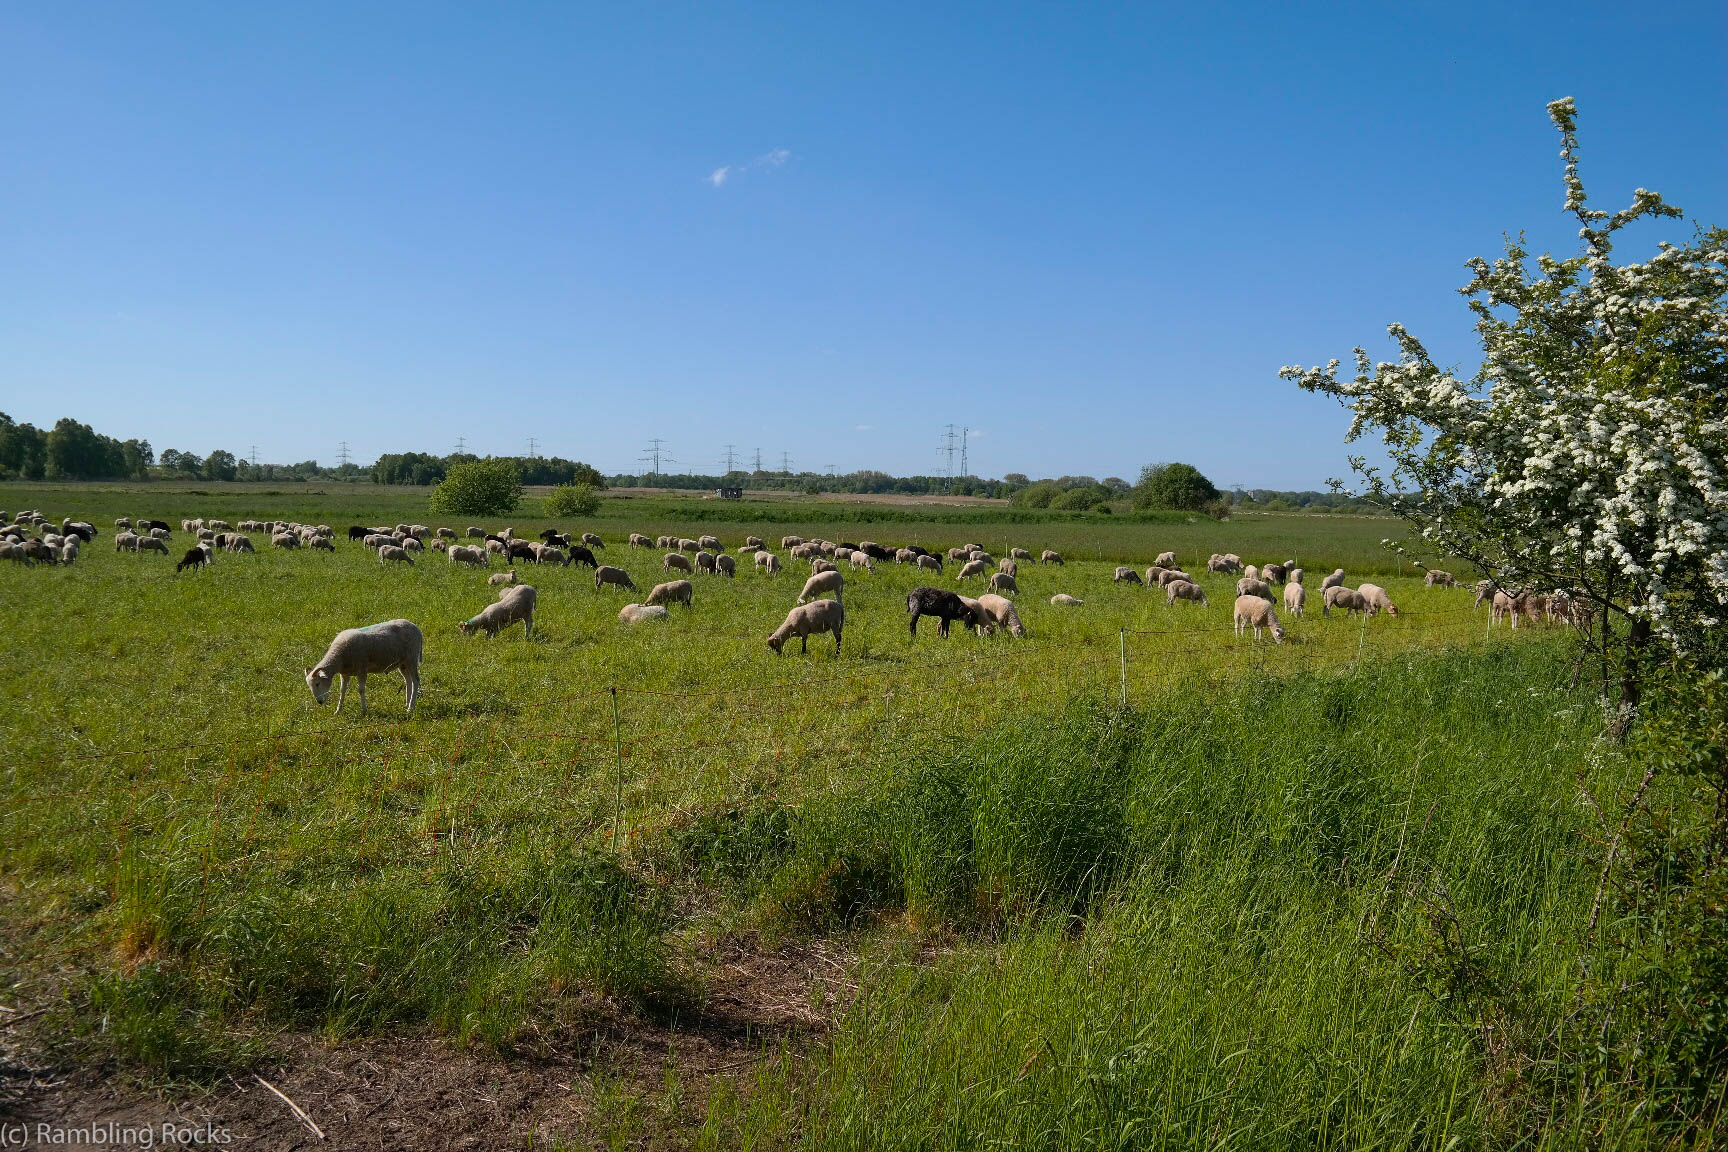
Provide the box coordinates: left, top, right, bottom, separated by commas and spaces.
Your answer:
1281, 99, 1727, 725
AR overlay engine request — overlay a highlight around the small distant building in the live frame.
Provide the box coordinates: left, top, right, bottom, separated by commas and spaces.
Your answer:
715, 486, 744, 500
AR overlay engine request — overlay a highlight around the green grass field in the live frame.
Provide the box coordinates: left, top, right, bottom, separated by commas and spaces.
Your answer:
3, 481, 1654, 1149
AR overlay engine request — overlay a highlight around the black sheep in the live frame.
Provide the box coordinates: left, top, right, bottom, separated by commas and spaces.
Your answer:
539, 528, 563, 543
144, 519, 171, 533
347, 525, 368, 541
907, 586, 980, 638
567, 544, 598, 568
863, 542, 894, 561
175, 546, 210, 573
506, 540, 538, 561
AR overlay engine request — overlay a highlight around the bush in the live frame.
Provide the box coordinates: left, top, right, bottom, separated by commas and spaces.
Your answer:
543, 483, 600, 518
429, 458, 523, 517
1132, 462, 1220, 511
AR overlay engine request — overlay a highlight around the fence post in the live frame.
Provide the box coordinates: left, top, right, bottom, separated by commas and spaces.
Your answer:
1119, 628, 1128, 706
610, 686, 625, 852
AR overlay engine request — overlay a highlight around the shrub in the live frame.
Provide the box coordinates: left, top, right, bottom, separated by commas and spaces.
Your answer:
1132, 462, 1220, 511
543, 482, 600, 518
429, 458, 523, 517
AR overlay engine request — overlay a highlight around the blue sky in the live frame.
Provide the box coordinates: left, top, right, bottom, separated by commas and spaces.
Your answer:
2, 2, 1723, 487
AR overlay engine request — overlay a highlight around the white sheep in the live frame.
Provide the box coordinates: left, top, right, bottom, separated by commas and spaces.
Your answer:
1113, 566, 1143, 585
1236, 577, 1274, 602
1424, 569, 1455, 588
797, 569, 844, 605
618, 603, 669, 623
744, 536, 765, 548
379, 545, 414, 565
755, 551, 782, 574
977, 592, 1028, 636
988, 572, 1018, 595
716, 554, 737, 578
583, 533, 604, 549
1320, 569, 1346, 591
449, 545, 489, 567
1154, 550, 1176, 568
698, 534, 722, 552
664, 552, 694, 573
957, 595, 992, 637
595, 565, 637, 591
1166, 580, 1208, 607
1356, 583, 1400, 616
646, 579, 694, 608
1242, 564, 1260, 582
957, 559, 988, 581
767, 599, 844, 655
780, 535, 805, 549
460, 584, 537, 639
629, 533, 653, 548
1050, 593, 1084, 606
1009, 547, 1032, 561
998, 557, 1018, 577
1287, 568, 1304, 587
114, 531, 140, 551
1233, 595, 1286, 643
849, 552, 876, 572
810, 557, 837, 574
305, 619, 424, 716
915, 553, 942, 574
1041, 550, 1063, 565
1322, 586, 1372, 618
137, 537, 169, 554
488, 568, 519, 586
1282, 582, 1306, 617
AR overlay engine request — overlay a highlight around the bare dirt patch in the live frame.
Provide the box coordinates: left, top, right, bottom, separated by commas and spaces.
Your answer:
2, 935, 854, 1150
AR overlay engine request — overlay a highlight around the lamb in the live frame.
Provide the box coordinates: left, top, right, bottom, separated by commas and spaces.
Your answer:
1233, 595, 1286, 642
1356, 583, 1400, 616
797, 569, 845, 604
907, 587, 980, 638
1320, 569, 1346, 591
1041, 550, 1063, 565
489, 568, 519, 587
1154, 551, 1176, 568
1282, 582, 1306, 617
715, 554, 736, 577
977, 593, 1028, 636
767, 599, 844, 655
176, 546, 212, 573
595, 565, 637, 591
449, 545, 489, 567
460, 584, 537, 639
1113, 567, 1143, 585
956, 595, 991, 636
1050, 593, 1084, 606
1424, 569, 1456, 588
618, 603, 669, 623
988, 572, 1018, 595
1491, 589, 1525, 627
646, 579, 694, 608
1236, 577, 1274, 602
379, 545, 414, 565
1167, 580, 1209, 607
915, 553, 942, 574
755, 551, 782, 574
1322, 586, 1372, 618
305, 619, 423, 716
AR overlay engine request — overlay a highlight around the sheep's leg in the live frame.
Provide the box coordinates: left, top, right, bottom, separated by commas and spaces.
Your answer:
357, 675, 368, 716
800, 634, 808, 653
404, 667, 418, 715
834, 628, 842, 654
335, 676, 349, 714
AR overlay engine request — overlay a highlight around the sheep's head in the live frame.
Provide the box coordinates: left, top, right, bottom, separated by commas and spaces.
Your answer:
766, 634, 785, 655
458, 619, 477, 636
1271, 623, 1287, 643
306, 667, 334, 704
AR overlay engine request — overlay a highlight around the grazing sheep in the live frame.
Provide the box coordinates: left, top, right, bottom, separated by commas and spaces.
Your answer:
1206, 554, 1240, 575
695, 550, 719, 574
767, 599, 844, 655
595, 565, 637, 591
1113, 566, 1143, 585
1322, 586, 1372, 618
998, 557, 1018, 578
1490, 589, 1526, 627
1233, 595, 1286, 642
1158, 569, 1193, 587
849, 552, 876, 573
1282, 582, 1306, 617
1050, 593, 1084, 606
310, 536, 336, 552
715, 554, 736, 577
1154, 551, 1177, 568
988, 571, 1018, 595
114, 531, 140, 551
115, 516, 132, 529
582, 532, 604, 550
60, 538, 80, 565
810, 557, 837, 575
305, 619, 423, 716
460, 584, 537, 639
977, 593, 1028, 636
1236, 577, 1274, 602
536, 546, 570, 567
567, 545, 599, 569
956, 595, 991, 636
435, 527, 457, 540
1242, 565, 1260, 582
0, 542, 28, 566
679, 538, 701, 554
755, 551, 782, 575
226, 536, 256, 553
449, 545, 489, 567
915, 553, 941, 575
1287, 568, 1304, 588
137, 537, 169, 555
957, 559, 988, 581
646, 579, 694, 608
894, 547, 917, 565
363, 533, 393, 550
1262, 563, 1288, 585
629, 533, 653, 548
663, 552, 693, 573
697, 534, 722, 552
797, 569, 845, 605
488, 568, 519, 587
616, 603, 667, 624
1320, 569, 1347, 591
401, 536, 424, 553
1424, 569, 1455, 588
946, 546, 970, 562
379, 545, 414, 565
737, 542, 765, 555
485, 539, 507, 557
1167, 580, 1209, 607
1356, 583, 1400, 616
907, 587, 980, 638
744, 535, 765, 548
781, 535, 805, 550
1041, 550, 1064, 565
1009, 547, 1033, 561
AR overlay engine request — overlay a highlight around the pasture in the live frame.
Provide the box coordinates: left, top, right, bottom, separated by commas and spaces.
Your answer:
1, 482, 1634, 1149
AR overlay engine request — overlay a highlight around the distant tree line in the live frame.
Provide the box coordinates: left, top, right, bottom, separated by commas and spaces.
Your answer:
374, 453, 605, 488
0, 414, 154, 481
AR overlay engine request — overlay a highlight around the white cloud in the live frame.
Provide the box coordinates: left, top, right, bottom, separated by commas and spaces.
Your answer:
855, 423, 873, 431
705, 149, 791, 188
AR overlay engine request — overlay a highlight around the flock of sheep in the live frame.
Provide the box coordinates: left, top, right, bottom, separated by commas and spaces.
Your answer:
6, 505, 1578, 718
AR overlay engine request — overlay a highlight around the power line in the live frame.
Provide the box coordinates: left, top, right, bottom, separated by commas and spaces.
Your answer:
526, 436, 539, 459
337, 441, 350, 468
722, 444, 738, 474
752, 448, 763, 473
454, 436, 467, 455
640, 438, 669, 477
960, 427, 969, 478
941, 424, 958, 490
249, 445, 259, 467
779, 451, 792, 475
